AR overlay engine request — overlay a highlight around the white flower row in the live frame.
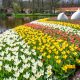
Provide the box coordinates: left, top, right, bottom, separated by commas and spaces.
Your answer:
0, 29, 54, 80
30, 20, 80, 36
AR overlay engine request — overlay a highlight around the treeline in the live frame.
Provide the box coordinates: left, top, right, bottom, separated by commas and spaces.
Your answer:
2, 0, 80, 14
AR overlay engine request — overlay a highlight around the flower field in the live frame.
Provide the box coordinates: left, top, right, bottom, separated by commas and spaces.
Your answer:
0, 18, 80, 80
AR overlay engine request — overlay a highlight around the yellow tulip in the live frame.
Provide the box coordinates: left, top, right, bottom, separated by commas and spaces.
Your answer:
61, 51, 66, 55
33, 46, 36, 50
76, 59, 80, 64
62, 66, 67, 72
54, 51, 58, 55
48, 50, 52, 54
54, 56, 59, 59
73, 52, 77, 56
66, 50, 70, 54
42, 52, 46, 57
56, 59, 61, 64
47, 55, 51, 59
62, 55, 67, 59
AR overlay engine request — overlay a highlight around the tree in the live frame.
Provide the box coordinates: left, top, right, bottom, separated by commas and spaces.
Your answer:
28, 0, 31, 9
37, 0, 40, 12
51, 0, 60, 14
41, 0, 44, 12
12, 0, 21, 13
2, 0, 12, 8
18, 0, 23, 9
32, 0, 35, 13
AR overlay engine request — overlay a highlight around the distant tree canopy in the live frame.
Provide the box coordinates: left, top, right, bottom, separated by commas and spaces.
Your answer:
2, 0, 61, 14
12, 2, 21, 13
2, 0, 80, 13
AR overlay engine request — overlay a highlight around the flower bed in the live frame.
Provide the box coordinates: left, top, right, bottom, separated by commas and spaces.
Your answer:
31, 19, 80, 36
0, 18, 80, 80
25, 23, 80, 47
37, 18, 80, 30
14, 26, 79, 80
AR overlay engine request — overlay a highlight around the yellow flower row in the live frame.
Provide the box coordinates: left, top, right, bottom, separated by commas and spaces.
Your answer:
62, 64, 75, 72
38, 18, 80, 30
14, 25, 79, 72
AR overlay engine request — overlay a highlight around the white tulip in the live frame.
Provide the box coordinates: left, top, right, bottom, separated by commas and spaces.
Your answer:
14, 59, 21, 66
38, 56, 42, 59
23, 44, 26, 48
47, 65, 52, 70
21, 49, 24, 52
32, 66, 37, 74
31, 49, 35, 53
31, 59, 35, 63
23, 72, 30, 79
13, 66, 18, 71
46, 70, 52, 78
0, 47, 2, 50
33, 52, 36, 55
0, 57, 4, 60
0, 61, 2, 66
21, 55, 25, 60
23, 58, 28, 64
37, 60, 43, 67
4, 64, 12, 72
30, 76, 36, 80
35, 72, 41, 78
19, 68, 24, 73
39, 69, 44, 75
5, 54, 11, 61
13, 71, 20, 78
27, 57, 31, 60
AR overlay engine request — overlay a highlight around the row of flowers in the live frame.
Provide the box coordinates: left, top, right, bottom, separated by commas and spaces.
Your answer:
38, 18, 80, 30
25, 23, 80, 50
14, 25, 80, 80
0, 18, 80, 80
0, 29, 54, 80
31, 19, 80, 36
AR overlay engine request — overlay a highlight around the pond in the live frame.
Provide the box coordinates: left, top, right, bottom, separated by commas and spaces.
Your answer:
0, 16, 46, 34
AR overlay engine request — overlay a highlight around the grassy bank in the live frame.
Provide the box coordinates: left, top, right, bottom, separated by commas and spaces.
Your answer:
12, 13, 58, 18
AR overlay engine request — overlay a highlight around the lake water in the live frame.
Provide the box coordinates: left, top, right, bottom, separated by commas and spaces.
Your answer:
0, 16, 40, 34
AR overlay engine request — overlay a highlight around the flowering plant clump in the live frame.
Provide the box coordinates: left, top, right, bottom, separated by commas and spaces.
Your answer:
25, 23, 80, 47
0, 29, 54, 80
31, 19, 80, 36
38, 18, 80, 30
14, 25, 80, 80
0, 18, 80, 80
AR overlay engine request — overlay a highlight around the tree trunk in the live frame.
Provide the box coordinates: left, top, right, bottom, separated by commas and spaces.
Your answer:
37, 0, 39, 12
41, 0, 44, 13
32, 0, 34, 13
53, 7, 55, 14
29, 0, 31, 9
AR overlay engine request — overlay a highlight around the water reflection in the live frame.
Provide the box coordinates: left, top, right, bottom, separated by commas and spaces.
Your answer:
0, 17, 32, 34
0, 15, 47, 34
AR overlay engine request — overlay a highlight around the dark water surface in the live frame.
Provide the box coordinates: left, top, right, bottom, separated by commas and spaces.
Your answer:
0, 17, 37, 34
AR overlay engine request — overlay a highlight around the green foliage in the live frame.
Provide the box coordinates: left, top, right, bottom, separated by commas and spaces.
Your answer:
13, 13, 58, 18
12, 2, 21, 13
